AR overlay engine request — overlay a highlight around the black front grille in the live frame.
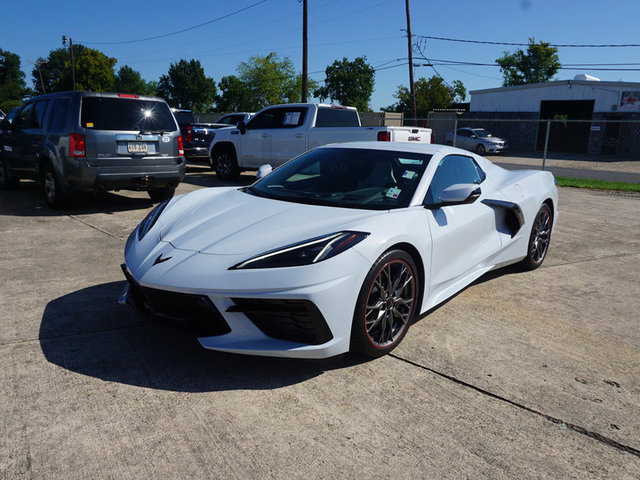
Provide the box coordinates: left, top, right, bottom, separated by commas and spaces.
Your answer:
122, 265, 230, 336
228, 298, 333, 345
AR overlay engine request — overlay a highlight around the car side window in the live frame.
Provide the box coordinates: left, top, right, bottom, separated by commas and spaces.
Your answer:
424, 154, 485, 205
13, 103, 34, 130
30, 100, 49, 129
246, 110, 278, 129
48, 98, 70, 131
457, 129, 468, 137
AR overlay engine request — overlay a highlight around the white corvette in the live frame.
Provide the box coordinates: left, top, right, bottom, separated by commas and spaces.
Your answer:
120, 142, 557, 358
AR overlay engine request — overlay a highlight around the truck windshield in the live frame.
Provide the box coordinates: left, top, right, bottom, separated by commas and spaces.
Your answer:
81, 97, 177, 131
248, 147, 431, 210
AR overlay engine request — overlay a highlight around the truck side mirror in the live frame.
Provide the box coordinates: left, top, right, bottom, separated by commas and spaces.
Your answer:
237, 120, 246, 134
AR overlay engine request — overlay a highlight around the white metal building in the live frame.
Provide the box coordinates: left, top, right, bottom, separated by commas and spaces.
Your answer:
469, 75, 640, 115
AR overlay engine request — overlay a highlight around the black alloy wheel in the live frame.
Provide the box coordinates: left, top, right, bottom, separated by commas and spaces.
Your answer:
476, 144, 486, 155
351, 249, 419, 357
521, 203, 552, 270
214, 148, 240, 181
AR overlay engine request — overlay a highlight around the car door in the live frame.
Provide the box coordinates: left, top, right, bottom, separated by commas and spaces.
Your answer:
423, 154, 501, 291
268, 106, 308, 167
3, 102, 34, 174
16, 99, 49, 174
240, 109, 277, 167
456, 129, 472, 150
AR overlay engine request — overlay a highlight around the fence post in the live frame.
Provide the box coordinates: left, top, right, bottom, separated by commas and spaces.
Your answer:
542, 120, 551, 170
452, 118, 458, 147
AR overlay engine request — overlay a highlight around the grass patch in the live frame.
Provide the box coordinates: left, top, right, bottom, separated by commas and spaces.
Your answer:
555, 176, 640, 192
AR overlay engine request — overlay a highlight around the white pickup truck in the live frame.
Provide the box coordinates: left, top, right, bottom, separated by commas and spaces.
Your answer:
207, 103, 433, 180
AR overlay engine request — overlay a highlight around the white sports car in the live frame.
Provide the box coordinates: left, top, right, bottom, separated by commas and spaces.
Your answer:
120, 142, 557, 358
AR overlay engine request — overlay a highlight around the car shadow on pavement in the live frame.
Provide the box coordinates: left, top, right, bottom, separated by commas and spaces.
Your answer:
40, 281, 365, 392
0, 182, 155, 217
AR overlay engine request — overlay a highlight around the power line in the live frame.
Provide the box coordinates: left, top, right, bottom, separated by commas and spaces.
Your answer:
78, 0, 268, 45
416, 35, 640, 48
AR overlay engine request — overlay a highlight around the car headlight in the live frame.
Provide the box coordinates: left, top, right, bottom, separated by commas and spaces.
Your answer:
230, 231, 369, 270
138, 199, 169, 240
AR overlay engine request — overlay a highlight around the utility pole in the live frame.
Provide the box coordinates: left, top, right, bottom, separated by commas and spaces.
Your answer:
62, 35, 76, 91
301, 0, 308, 102
404, 0, 417, 125
28, 60, 48, 94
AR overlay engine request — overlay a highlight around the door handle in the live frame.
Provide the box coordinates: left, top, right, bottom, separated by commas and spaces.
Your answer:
261, 134, 269, 138
295, 134, 304, 138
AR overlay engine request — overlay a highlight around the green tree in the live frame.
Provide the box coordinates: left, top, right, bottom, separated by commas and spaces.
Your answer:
0, 49, 27, 110
237, 52, 301, 109
73, 48, 117, 91
216, 75, 254, 112
114, 65, 149, 95
384, 76, 465, 117
496, 38, 561, 86
314, 56, 375, 111
33, 45, 117, 92
157, 59, 217, 111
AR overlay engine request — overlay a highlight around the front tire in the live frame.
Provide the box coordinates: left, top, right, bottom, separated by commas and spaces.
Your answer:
0, 156, 20, 190
475, 144, 486, 155
520, 204, 552, 270
350, 250, 419, 357
213, 147, 240, 181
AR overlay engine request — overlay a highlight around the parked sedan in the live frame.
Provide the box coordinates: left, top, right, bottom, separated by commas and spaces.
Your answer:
444, 128, 508, 154
120, 142, 556, 359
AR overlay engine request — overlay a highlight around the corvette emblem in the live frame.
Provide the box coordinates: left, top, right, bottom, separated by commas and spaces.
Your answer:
153, 254, 172, 266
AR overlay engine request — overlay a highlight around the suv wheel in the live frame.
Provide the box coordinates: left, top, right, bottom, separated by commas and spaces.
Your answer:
0, 156, 20, 190
42, 163, 67, 209
148, 186, 175, 202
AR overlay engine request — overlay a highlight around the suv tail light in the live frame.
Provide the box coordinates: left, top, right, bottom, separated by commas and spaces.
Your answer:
177, 136, 184, 156
70, 133, 86, 157
377, 131, 391, 142
430, 131, 435, 144
185, 125, 192, 142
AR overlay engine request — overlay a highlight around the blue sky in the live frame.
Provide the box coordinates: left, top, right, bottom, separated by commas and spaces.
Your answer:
3, 0, 640, 110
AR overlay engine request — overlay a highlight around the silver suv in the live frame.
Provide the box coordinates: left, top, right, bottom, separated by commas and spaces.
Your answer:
0, 91, 185, 208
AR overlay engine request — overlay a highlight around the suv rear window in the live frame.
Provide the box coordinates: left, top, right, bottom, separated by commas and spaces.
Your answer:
81, 97, 177, 132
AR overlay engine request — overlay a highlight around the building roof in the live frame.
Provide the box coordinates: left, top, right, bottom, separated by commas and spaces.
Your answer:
470, 79, 640, 96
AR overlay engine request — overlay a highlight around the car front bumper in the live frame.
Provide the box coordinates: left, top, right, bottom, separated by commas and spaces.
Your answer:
120, 240, 372, 358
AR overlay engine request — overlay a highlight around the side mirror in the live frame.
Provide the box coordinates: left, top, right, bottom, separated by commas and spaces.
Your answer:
425, 183, 481, 209
237, 120, 246, 134
257, 164, 272, 179
470, 134, 477, 138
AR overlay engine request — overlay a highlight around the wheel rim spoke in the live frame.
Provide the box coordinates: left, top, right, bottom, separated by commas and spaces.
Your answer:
364, 259, 416, 348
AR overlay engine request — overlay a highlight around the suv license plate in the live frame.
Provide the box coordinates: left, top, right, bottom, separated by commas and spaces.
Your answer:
127, 142, 148, 153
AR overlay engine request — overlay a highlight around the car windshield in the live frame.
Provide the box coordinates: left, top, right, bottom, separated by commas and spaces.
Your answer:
81, 97, 177, 132
249, 147, 432, 210
473, 129, 491, 137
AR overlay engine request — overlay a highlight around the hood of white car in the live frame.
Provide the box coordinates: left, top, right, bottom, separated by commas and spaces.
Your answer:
159, 188, 380, 255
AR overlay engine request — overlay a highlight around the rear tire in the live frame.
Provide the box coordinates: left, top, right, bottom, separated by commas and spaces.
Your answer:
520, 204, 552, 270
445, 141, 453, 146
148, 186, 175, 202
214, 147, 240, 181
42, 163, 67, 209
0, 156, 20, 190
350, 249, 419, 357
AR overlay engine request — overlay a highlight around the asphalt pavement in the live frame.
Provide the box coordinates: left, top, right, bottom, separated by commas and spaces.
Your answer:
1, 166, 639, 479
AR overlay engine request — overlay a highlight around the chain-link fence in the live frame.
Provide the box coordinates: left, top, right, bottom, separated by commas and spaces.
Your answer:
410, 117, 640, 184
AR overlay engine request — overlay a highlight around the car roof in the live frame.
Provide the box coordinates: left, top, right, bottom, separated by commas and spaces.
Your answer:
320, 141, 461, 157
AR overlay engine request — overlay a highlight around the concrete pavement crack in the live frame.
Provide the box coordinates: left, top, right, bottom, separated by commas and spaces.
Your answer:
67, 215, 126, 242
390, 353, 640, 458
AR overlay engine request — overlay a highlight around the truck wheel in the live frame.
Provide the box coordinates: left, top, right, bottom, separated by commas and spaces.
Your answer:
214, 147, 240, 181
0, 156, 20, 190
42, 163, 67, 209
148, 186, 175, 202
